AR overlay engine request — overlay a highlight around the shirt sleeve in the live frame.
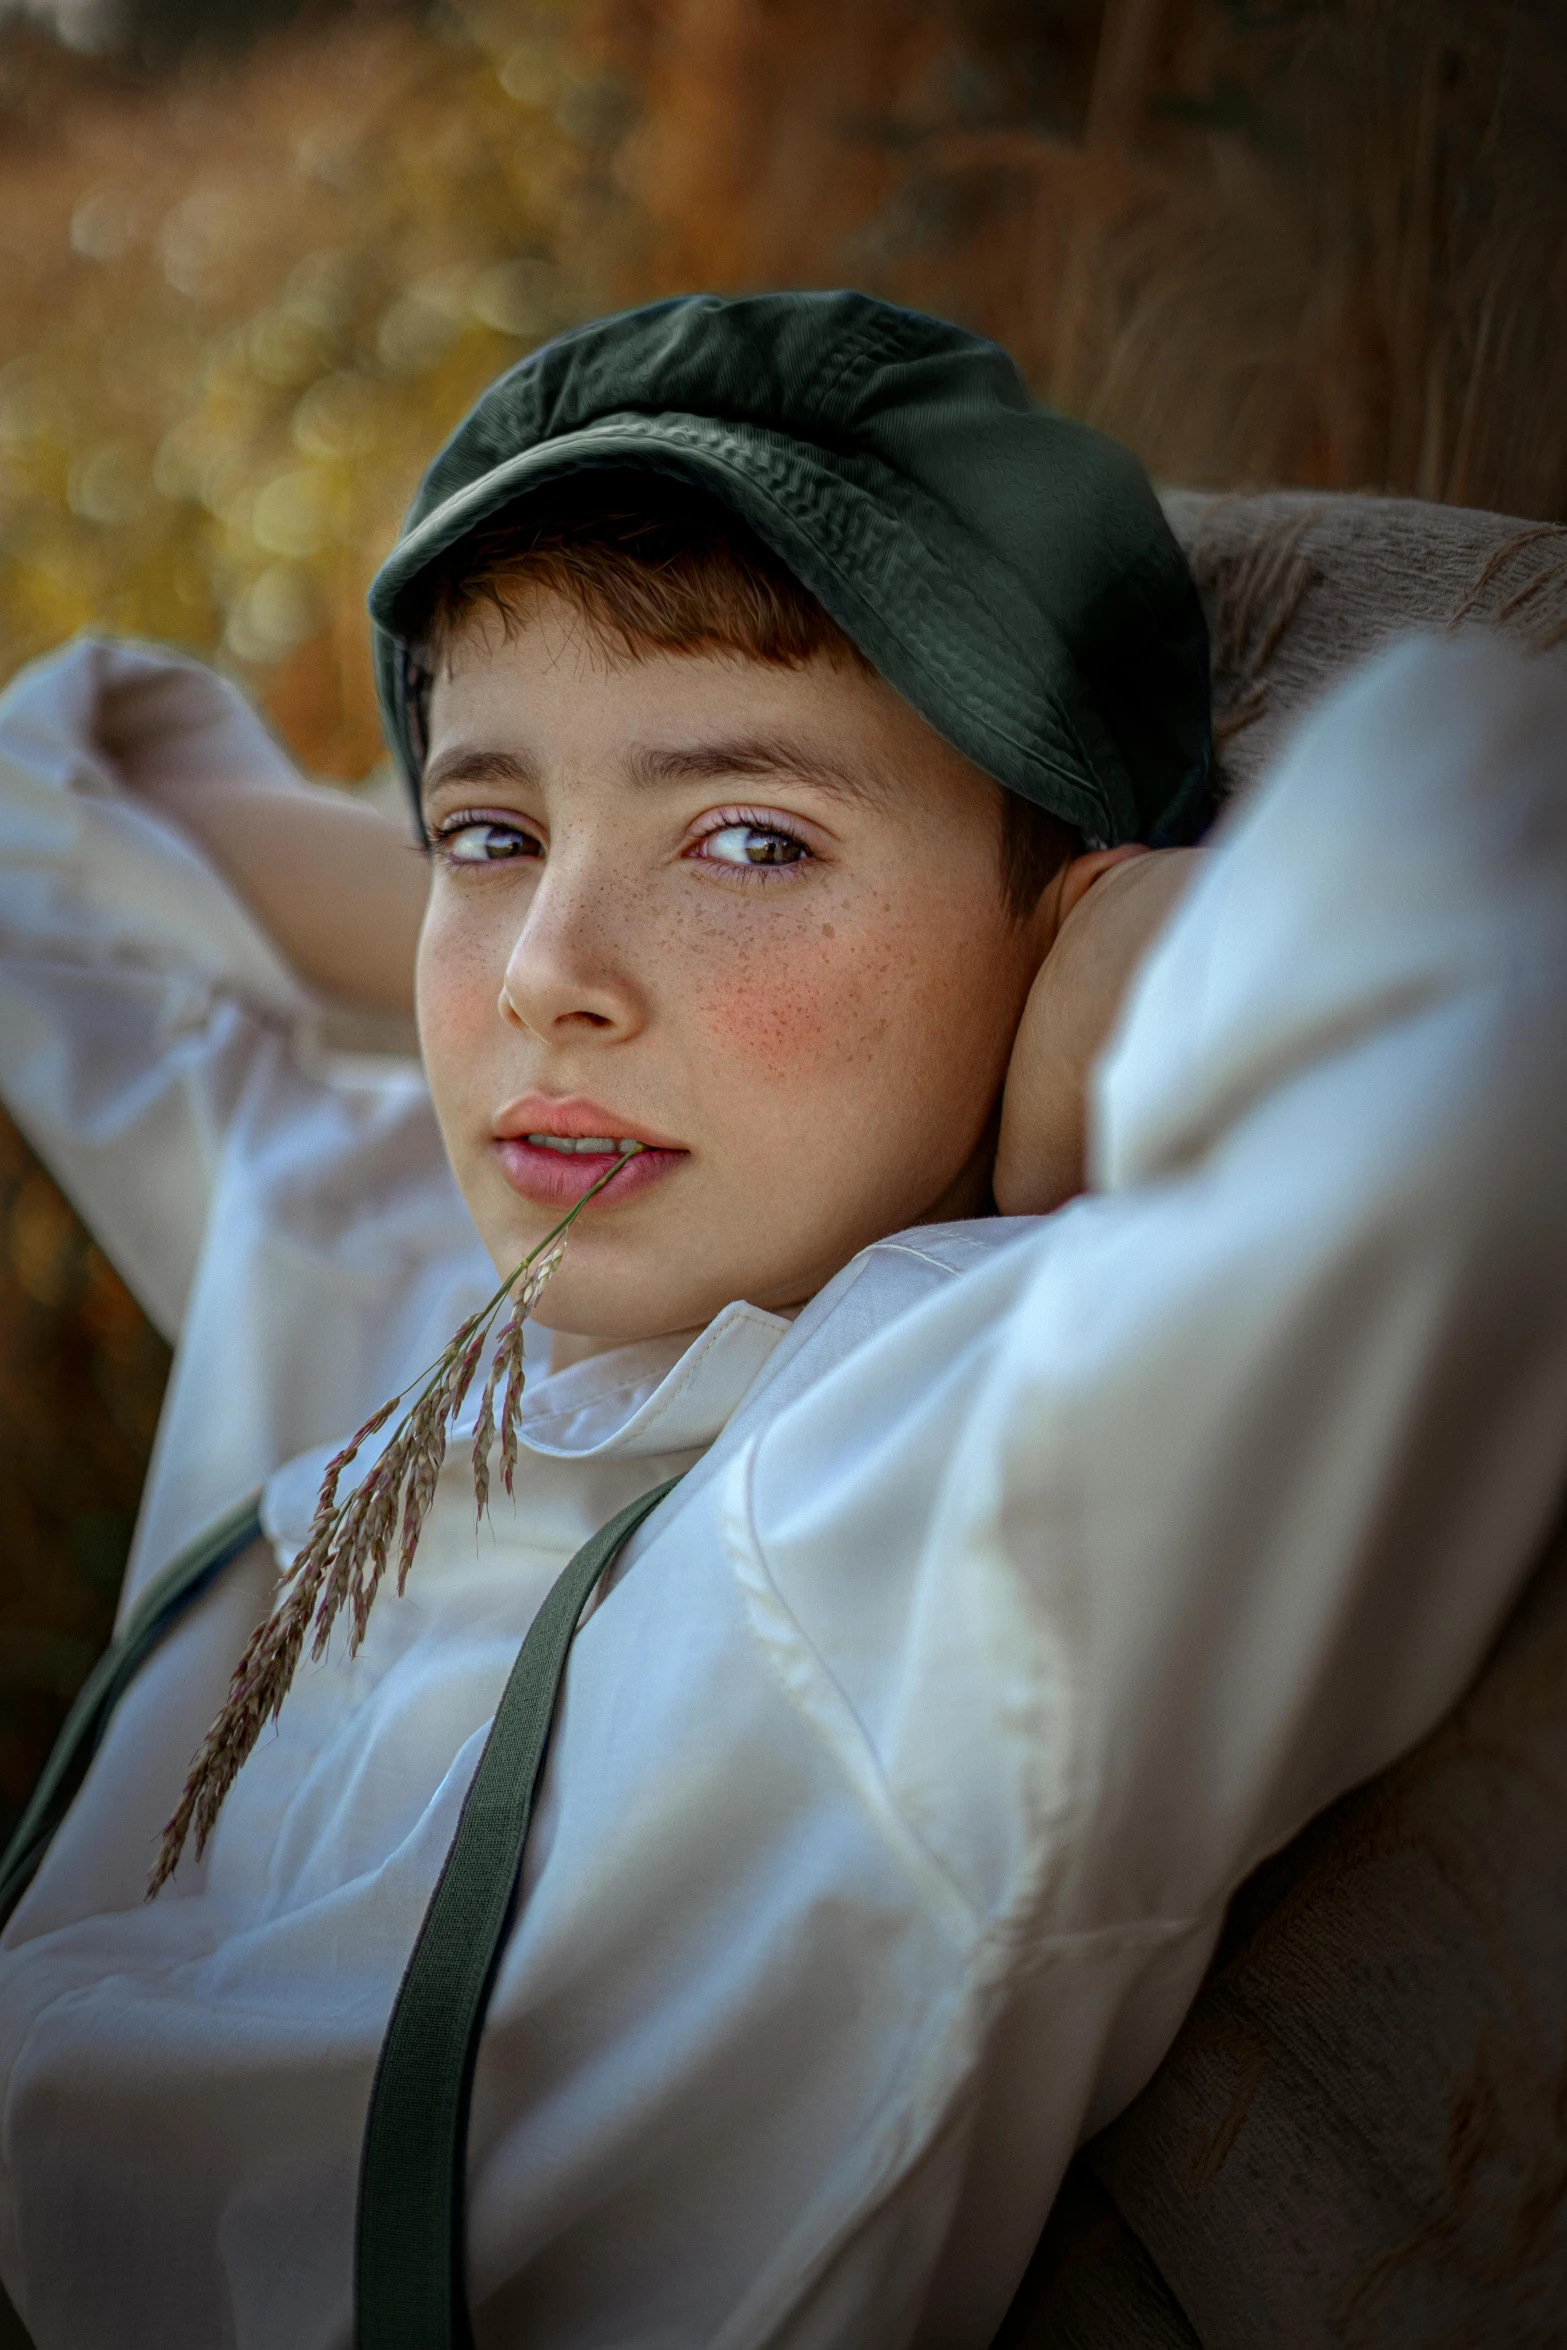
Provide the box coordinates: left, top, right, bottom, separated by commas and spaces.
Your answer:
0, 636, 492, 1603
741, 632, 1567, 1941
0, 635, 317, 1336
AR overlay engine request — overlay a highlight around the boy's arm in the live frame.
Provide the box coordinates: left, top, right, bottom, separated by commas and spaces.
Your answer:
746, 632, 1567, 1947
0, 638, 303, 1335
0, 637, 485, 1587
0, 640, 433, 1336
1003, 633, 1567, 1909
96, 656, 426, 1014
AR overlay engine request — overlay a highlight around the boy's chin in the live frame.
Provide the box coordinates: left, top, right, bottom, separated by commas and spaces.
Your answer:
526, 1275, 723, 1355
528, 1262, 800, 1358
533, 1306, 714, 1374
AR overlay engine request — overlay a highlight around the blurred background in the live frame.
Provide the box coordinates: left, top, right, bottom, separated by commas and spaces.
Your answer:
2, 0, 1565, 1843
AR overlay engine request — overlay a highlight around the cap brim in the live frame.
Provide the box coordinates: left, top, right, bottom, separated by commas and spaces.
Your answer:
370, 411, 1136, 843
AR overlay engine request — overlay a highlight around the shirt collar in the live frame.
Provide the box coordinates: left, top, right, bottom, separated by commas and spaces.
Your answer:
491, 1298, 792, 1461
262, 1298, 792, 1560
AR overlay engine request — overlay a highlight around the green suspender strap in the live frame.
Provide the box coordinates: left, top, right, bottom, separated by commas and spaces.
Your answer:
0, 1488, 265, 1927
354, 1473, 685, 2350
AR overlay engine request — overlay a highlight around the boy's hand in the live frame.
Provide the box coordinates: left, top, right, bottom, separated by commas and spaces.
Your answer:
95, 649, 309, 800
994, 848, 1201, 1215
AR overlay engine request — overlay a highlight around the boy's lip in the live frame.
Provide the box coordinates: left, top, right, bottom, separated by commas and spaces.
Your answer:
491, 1094, 684, 1151
490, 1094, 687, 1211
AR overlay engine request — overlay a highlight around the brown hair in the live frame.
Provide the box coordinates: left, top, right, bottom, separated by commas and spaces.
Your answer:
409, 477, 1075, 918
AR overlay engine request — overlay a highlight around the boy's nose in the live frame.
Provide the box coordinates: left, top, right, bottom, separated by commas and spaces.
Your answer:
496, 862, 646, 1042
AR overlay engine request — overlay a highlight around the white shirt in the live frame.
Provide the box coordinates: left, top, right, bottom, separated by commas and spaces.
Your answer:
1, 630, 1566, 2350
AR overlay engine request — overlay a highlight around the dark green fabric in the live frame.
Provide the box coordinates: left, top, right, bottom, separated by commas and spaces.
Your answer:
369, 291, 1211, 849
0, 1489, 265, 1927
354, 1474, 684, 2350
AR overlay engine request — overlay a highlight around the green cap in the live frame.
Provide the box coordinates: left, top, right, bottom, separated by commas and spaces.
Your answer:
369, 291, 1211, 847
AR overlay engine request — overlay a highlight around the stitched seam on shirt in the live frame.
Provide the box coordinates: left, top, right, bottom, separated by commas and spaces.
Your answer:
522, 1358, 706, 1432
522, 1306, 781, 1440
866, 1241, 966, 1276
1009, 1906, 1209, 1968
722, 1443, 984, 1944
519, 1369, 681, 1431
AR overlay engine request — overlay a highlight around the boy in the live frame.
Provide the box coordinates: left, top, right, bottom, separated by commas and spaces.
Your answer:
0, 290, 1565, 2349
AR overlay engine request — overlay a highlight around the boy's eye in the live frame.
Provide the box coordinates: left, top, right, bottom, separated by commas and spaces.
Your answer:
699, 822, 808, 869
436, 818, 540, 865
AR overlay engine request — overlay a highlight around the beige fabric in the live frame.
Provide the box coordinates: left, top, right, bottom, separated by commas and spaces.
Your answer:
1160, 489, 1567, 800
1004, 1504, 1567, 2350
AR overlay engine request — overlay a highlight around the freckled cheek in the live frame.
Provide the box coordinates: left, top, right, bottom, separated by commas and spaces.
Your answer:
699, 967, 837, 1069
415, 904, 510, 1085
692, 921, 910, 1078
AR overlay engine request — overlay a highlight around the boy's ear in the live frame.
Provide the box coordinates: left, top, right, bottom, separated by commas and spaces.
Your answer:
1021, 842, 1150, 969
1053, 843, 1151, 934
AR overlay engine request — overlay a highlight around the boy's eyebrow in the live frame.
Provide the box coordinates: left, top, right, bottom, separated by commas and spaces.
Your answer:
627, 736, 891, 807
421, 748, 535, 801
422, 738, 892, 807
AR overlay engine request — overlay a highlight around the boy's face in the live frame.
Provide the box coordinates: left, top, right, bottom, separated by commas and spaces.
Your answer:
418, 591, 1051, 1346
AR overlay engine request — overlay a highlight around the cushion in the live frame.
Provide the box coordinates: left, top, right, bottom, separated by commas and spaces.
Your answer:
1002, 1505, 1567, 2347
1159, 489, 1567, 801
